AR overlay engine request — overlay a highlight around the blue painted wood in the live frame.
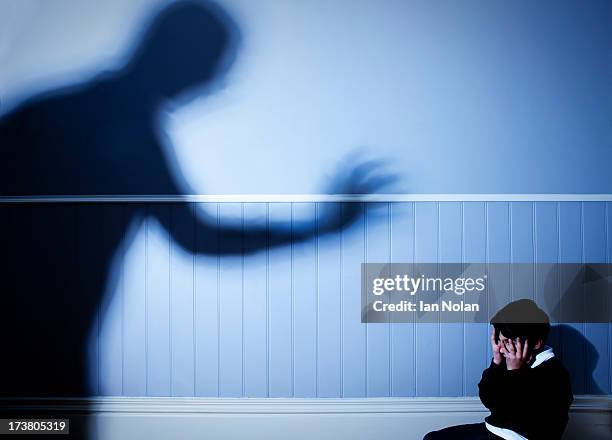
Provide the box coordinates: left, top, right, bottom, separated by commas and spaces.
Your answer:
510, 202, 534, 263
71, 200, 612, 397
218, 203, 243, 397
509, 202, 535, 300
534, 202, 558, 263
267, 203, 293, 397
340, 203, 367, 397
145, 205, 172, 396
414, 202, 440, 397
462, 202, 488, 396
122, 210, 147, 396
438, 202, 464, 397
292, 203, 318, 397
242, 203, 268, 397
317, 203, 342, 397
608, 202, 612, 395
169, 204, 196, 396
76, 205, 102, 395
558, 202, 586, 394
582, 202, 609, 394
365, 202, 391, 397
486, 202, 512, 321
194, 204, 220, 396
533, 202, 561, 354
390, 202, 416, 397
98, 205, 125, 396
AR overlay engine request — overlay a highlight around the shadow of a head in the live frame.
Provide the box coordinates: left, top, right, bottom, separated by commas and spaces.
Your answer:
0, 0, 242, 197
124, 0, 241, 102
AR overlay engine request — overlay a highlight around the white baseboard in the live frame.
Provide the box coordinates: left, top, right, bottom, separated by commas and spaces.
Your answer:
1, 396, 610, 440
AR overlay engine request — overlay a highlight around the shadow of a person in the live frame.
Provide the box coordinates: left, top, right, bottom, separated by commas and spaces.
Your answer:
549, 325, 611, 440
0, 1, 393, 438
549, 324, 605, 395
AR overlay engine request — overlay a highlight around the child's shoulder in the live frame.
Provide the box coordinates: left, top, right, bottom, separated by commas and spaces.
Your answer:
534, 356, 570, 377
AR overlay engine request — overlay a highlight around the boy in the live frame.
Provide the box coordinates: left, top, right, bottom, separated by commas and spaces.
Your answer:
424, 299, 573, 439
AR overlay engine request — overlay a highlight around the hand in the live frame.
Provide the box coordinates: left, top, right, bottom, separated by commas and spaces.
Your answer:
490, 327, 503, 365
324, 150, 399, 195
319, 153, 399, 232
500, 337, 529, 370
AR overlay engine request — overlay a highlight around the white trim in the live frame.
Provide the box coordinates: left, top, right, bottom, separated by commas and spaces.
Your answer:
0, 395, 609, 414
2, 396, 608, 440
1, 194, 612, 203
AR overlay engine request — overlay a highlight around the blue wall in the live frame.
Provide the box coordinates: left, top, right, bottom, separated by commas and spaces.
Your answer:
1, 0, 611, 398
1, 0, 611, 194
90, 200, 611, 397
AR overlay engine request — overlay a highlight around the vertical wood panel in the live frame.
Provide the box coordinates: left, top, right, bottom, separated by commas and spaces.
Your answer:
268, 203, 292, 396
291, 203, 317, 397
341, 202, 366, 397
390, 202, 415, 397
438, 202, 463, 397
608, 202, 612, 395
75, 200, 612, 397
146, 205, 171, 396
242, 203, 268, 396
122, 210, 147, 396
50, 205, 81, 394
365, 203, 391, 397
534, 202, 558, 263
533, 202, 560, 351
486, 202, 511, 321
218, 203, 244, 397
414, 202, 440, 396
558, 202, 585, 394
317, 203, 342, 397
76, 204, 101, 395
462, 202, 488, 396
559, 203, 583, 265
510, 202, 535, 300
582, 202, 609, 394
169, 204, 196, 396
97, 205, 125, 395
194, 203, 219, 396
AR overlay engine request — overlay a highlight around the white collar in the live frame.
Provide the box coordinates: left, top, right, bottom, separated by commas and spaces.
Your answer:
530, 345, 554, 368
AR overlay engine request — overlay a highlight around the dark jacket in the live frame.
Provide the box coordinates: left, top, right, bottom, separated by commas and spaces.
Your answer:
478, 356, 573, 439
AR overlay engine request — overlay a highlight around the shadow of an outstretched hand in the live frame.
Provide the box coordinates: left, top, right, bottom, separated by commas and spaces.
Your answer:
317, 152, 400, 233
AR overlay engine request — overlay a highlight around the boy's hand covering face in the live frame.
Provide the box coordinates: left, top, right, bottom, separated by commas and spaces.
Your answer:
500, 337, 530, 370
491, 327, 504, 365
